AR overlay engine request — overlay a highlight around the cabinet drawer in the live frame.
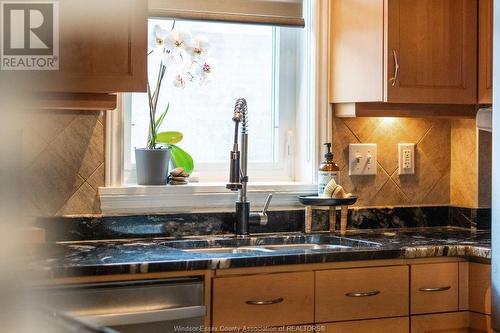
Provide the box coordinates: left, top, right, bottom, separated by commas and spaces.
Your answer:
212, 272, 314, 327
411, 263, 459, 314
315, 266, 409, 322
322, 317, 409, 333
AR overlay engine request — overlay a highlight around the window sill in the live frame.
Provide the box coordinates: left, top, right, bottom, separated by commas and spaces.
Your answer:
99, 182, 316, 215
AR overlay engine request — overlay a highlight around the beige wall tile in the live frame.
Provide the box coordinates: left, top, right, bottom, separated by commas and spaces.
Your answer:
343, 118, 382, 142
332, 118, 360, 170
340, 164, 390, 207
87, 163, 105, 191
422, 171, 450, 206
22, 110, 105, 217
24, 110, 77, 144
24, 148, 85, 215
370, 179, 409, 207
392, 147, 442, 203
57, 182, 101, 216
418, 120, 451, 176
51, 113, 104, 179
335, 117, 451, 207
450, 119, 478, 207
362, 118, 433, 176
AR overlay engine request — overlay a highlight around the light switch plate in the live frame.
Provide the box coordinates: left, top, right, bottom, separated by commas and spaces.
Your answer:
398, 143, 415, 175
349, 144, 377, 176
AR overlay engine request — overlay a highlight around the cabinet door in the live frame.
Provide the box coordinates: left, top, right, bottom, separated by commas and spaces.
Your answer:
411, 312, 469, 333
469, 263, 492, 315
386, 0, 477, 104
21, 0, 147, 93
478, 0, 493, 104
322, 317, 409, 333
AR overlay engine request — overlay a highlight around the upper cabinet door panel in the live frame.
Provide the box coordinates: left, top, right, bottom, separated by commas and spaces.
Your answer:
478, 0, 493, 104
329, 0, 385, 103
20, 0, 147, 93
387, 0, 477, 104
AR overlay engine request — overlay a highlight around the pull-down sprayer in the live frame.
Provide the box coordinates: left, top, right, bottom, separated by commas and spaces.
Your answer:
227, 98, 272, 236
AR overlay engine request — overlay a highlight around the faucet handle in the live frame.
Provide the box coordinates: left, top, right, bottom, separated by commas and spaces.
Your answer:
262, 193, 273, 214
250, 194, 273, 227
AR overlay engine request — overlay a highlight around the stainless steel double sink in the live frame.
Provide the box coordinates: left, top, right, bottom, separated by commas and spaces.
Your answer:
184, 243, 351, 254
172, 234, 383, 255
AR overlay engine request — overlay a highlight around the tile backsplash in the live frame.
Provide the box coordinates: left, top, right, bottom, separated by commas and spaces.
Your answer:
22, 111, 490, 217
333, 117, 451, 207
22, 110, 104, 217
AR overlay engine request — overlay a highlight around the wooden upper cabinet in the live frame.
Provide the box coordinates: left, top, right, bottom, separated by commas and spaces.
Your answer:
479, 0, 493, 104
25, 0, 147, 93
330, 0, 478, 105
387, 0, 477, 104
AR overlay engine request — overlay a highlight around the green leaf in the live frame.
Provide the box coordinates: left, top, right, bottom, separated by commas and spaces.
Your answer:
157, 131, 183, 144
170, 144, 194, 174
154, 103, 170, 132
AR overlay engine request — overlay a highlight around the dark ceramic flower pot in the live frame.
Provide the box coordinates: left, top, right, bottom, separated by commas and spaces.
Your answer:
135, 148, 171, 185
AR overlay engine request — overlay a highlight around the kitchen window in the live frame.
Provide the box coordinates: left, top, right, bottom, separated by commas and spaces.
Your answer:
101, 0, 331, 213
124, 19, 300, 184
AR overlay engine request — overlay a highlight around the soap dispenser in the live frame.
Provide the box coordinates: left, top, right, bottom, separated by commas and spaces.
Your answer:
318, 143, 340, 196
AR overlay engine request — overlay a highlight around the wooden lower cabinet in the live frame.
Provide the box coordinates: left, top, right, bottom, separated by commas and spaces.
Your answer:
411, 263, 459, 314
315, 265, 409, 322
212, 271, 314, 328
411, 312, 470, 333
210, 260, 492, 332
469, 263, 492, 315
321, 317, 409, 333
470, 312, 493, 333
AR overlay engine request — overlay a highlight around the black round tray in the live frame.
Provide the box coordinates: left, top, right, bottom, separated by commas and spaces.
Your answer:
298, 195, 358, 206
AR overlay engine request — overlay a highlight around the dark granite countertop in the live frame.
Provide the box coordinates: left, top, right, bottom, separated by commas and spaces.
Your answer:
31, 227, 490, 279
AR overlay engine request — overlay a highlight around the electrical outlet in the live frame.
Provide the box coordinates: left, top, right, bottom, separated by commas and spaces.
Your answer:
398, 143, 415, 175
349, 144, 377, 176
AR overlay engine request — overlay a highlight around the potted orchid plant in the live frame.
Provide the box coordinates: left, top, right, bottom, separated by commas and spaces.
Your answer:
135, 22, 213, 185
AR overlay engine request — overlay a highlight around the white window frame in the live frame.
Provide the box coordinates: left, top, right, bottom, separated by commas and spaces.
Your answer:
100, 0, 332, 214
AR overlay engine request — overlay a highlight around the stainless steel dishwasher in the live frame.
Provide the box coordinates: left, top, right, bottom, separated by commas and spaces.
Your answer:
42, 277, 205, 333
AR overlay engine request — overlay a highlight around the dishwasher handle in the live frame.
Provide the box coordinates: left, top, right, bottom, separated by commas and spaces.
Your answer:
78, 305, 206, 327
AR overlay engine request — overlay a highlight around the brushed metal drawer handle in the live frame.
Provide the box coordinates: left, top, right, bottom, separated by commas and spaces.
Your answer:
345, 290, 380, 297
246, 297, 284, 305
418, 286, 451, 292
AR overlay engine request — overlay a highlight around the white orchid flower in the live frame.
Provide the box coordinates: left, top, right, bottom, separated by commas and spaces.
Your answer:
190, 59, 214, 84
149, 25, 169, 51
173, 73, 188, 88
165, 29, 192, 52
187, 35, 211, 59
